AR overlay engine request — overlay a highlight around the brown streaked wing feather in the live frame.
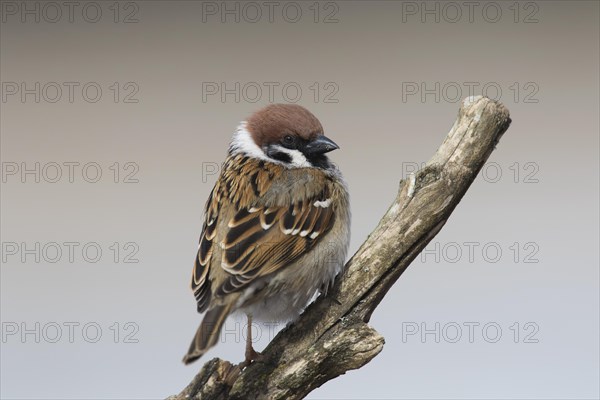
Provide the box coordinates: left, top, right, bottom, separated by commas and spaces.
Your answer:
192, 231, 212, 312
191, 186, 220, 313
191, 155, 336, 310
216, 195, 336, 296
190, 156, 277, 313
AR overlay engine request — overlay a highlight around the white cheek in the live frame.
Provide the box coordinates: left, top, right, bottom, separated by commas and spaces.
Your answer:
229, 123, 310, 168
229, 122, 271, 161
273, 146, 311, 168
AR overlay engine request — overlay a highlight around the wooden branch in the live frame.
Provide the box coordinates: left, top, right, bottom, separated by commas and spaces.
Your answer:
168, 96, 512, 400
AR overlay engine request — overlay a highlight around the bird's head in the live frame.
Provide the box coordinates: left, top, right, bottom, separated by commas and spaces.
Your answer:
230, 104, 339, 169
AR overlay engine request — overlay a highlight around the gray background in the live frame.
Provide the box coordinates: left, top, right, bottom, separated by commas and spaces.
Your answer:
1, 1, 598, 399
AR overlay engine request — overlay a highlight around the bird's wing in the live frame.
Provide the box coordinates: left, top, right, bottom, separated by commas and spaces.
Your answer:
190, 185, 219, 313
214, 194, 336, 297
191, 177, 336, 312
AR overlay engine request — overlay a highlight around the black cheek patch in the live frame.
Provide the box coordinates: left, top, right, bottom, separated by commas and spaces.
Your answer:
306, 154, 331, 169
268, 150, 292, 164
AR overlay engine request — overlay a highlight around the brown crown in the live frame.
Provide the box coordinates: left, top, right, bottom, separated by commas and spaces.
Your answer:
246, 104, 324, 147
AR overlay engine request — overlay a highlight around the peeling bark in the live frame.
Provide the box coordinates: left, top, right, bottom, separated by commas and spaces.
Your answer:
168, 96, 512, 400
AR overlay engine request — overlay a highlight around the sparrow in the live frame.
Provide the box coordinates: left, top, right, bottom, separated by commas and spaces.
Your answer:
183, 104, 350, 366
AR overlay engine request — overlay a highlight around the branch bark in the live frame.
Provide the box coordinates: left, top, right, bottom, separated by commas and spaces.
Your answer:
169, 96, 512, 400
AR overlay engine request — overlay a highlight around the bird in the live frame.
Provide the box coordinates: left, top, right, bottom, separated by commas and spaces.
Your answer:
182, 104, 350, 366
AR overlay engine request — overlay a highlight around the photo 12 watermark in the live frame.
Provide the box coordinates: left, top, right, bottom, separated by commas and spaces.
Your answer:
1, 162, 140, 183
420, 241, 540, 264
401, 81, 540, 104
2, 241, 141, 264
400, 2, 540, 24
1, 321, 140, 344
401, 161, 541, 184
1, 2, 140, 24
1, 82, 140, 104
201, 81, 340, 104
401, 321, 540, 344
208, 319, 286, 345
200, 1, 339, 23
199, 160, 342, 183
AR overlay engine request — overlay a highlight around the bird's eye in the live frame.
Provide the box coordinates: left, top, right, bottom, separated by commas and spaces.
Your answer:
282, 135, 294, 146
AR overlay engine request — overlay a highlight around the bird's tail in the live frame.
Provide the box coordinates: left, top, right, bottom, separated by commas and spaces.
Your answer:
182, 302, 234, 365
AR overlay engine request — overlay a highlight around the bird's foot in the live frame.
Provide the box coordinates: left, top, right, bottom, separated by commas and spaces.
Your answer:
239, 347, 265, 370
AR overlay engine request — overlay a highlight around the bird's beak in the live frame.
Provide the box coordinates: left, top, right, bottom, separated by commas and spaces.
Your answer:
304, 135, 340, 155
